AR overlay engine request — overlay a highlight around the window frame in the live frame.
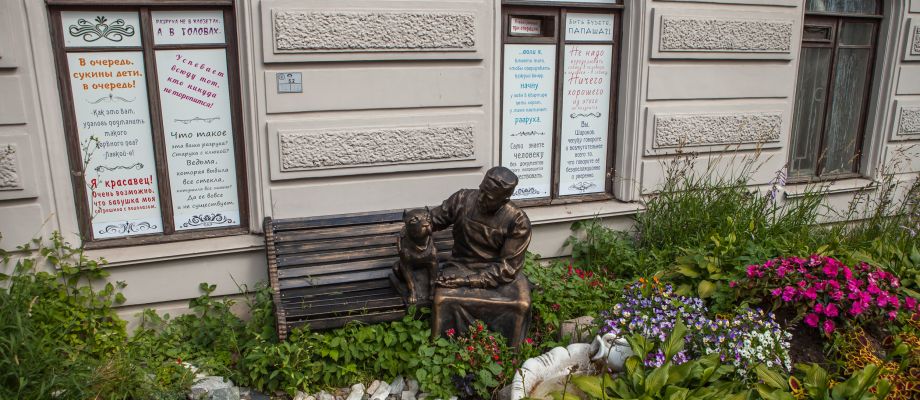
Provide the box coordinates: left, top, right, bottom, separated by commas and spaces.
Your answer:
788, 3, 882, 182
500, 1, 623, 207
48, 1, 249, 249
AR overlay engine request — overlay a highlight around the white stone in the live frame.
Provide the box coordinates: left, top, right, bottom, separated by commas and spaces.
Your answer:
318, 390, 335, 400
405, 380, 419, 396
188, 376, 240, 400
346, 383, 366, 400
389, 376, 405, 394
400, 391, 416, 400
367, 381, 381, 396
370, 382, 391, 400
293, 392, 309, 400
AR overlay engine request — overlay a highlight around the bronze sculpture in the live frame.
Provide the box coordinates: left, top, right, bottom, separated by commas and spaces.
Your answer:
428, 166, 533, 347
391, 208, 439, 306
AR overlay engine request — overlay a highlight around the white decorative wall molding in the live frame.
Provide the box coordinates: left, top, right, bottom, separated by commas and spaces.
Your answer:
279, 125, 475, 171
911, 0, 920, 13
0, 135, 38, 200
643, 103, 788, 155
653, 112, 782, 148
266, 112, 488, 181
906, 19, 920, 61
892, 100, 920, 140
651, 9, 797, 60
261, 0, 488, 63
0, 143, 21, 190
273, 11, 475, 52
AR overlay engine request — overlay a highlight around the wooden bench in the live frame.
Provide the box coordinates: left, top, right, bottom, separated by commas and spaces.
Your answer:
264, 210, 452, 340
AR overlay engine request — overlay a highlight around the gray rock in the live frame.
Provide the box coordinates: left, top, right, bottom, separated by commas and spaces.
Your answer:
240, 388, 270, 400
417, 393, 428, 400
367, 381, 381, 396
292, 392, 309, 400
346, 383, 366, 400
497, 384, 512, 400
370, 382, 391, 400
318, 390, 335, 400
405, 380, 419, 396
389, 376, 405, 395
188, 376, 240, 400
559, 316, 595, 343
400, 391, 416, 400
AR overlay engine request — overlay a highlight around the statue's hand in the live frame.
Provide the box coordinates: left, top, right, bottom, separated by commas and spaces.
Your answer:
436, 275, 466, 288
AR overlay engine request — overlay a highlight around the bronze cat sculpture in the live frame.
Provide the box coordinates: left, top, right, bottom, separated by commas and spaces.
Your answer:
393, 208, 439, 305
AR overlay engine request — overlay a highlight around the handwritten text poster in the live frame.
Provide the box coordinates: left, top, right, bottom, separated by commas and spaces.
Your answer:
152, 10, 225, 45
155, 49, 239, 231
558, 44, 612, 196
502, 44, 557, 200
67, 52, 163, 239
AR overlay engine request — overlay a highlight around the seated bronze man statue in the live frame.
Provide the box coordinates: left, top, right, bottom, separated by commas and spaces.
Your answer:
429, 166, 533, 347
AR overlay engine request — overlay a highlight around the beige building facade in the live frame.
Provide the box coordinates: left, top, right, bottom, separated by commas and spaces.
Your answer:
0, 0, 918, 319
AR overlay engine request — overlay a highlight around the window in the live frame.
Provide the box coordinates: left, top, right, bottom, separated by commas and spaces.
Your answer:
789, 0, 882, 180
499, 1, 622, 204
49, 2, 248, 247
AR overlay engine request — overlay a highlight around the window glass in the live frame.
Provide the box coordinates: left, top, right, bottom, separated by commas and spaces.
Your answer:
501, 44, 557, 199
823, 47, 871, 175
790, 47, 832, 178
61, 11, 142, 48
805, 0, 879, 15
155, 48, 240, 230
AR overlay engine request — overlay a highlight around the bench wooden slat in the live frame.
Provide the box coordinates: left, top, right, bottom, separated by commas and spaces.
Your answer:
281, 287, 396, 306
274, 223, 402, 243
277, 250, 452, 279
272, 210, 405, 231
287, 310, 407, 331
276, 235, 398, 255
280, 269, 392, 290
284, 297, 405, 319
279, 279, 394, 300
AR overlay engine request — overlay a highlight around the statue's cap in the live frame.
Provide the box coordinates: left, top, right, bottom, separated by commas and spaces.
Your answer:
480, 166, 518, 196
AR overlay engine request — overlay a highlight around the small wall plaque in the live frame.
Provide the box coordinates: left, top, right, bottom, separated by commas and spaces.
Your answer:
276, 72, 302, 93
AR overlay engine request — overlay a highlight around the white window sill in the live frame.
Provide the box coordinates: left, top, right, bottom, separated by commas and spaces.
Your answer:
87, 234, 265, 268
525, 199, 644, 226
784, 178, 875, 199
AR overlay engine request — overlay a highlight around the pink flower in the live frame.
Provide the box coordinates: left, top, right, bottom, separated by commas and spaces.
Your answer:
804, 313, 820, 327
822, 319, 835, 334
729, 281, 737, 288
781, 286, 796, 302
771, 288, 783, 297
842, 266, 853, 280
822, 263, 838, 278
890, 277, 900, 288
878, 295, 890, 308
906, 297, 916, 310
824, 303, 839, 317
888, 310, 898, 320
804, 287, 817, 300
849, 302, 865, 316
814, 303, 824, 314
829, 290, 843, 301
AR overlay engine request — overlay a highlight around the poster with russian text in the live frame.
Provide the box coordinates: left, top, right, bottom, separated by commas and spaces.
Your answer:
152, 10, 225, 45
501, 44, 556, 200
155, 49, 239, 231
558, 44, 612, 196
66, 52, 163, 239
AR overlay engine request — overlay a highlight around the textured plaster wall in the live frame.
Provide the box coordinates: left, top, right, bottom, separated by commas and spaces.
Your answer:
899, 107, 920, 136
279, 125, 475, 170
273, 11, 476, 52
659, 16, 792, 52
653, 112, 783, 148
0, 144, 20, 190
912, 26, 920, 56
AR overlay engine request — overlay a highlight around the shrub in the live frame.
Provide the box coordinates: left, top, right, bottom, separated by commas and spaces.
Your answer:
739, 255, 918, 336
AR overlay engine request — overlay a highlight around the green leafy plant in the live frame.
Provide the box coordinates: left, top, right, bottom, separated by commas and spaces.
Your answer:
756, 363, 892, 400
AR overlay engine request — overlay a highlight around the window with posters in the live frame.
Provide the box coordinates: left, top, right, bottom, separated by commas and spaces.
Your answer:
49, 2, 248, 247
500, 1, 621, 204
